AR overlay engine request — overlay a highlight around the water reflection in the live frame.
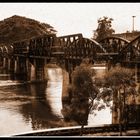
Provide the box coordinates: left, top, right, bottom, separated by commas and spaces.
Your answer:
0, 68, 65, 136
46, 68, 63, 117
0, 66, 112, 136
18, 83, 61, 130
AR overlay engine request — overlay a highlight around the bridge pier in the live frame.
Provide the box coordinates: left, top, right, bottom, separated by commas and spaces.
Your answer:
3, 57, 9, 69
65, 59, 72, 83
14, 56, 28, 80
35, 59, 46, 81
12, 57, 47, 82
0, 57, 3, 67
29, 59, 46, 82
7, 57, 15, 72
64, 59, 81, 84
62, 69, 70, 103
62, 59, 83, 101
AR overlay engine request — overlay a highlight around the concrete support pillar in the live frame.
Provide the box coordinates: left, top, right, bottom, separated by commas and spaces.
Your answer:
14, 57, 28, 80
14, 57, 27, 74
8, 58, 11, 71
62, 69, 70, 105
61, 68, 72, 120
14, 58, 17, 73
0, 57, 3, 67
3, 57, 6, 69
67, 60, 72, 84
30, 59, 36, 81
26, 60, 31, 81
3, 57, 8, 69
35, 59, 45, 81
8, 58, 15, 72
30, 59, 46, 82
36, 67, 45, 81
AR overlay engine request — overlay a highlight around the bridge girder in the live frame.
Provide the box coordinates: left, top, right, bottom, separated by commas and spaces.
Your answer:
97, 36, 130, 65
2, 33, 139, 70
58, 34, 105, 61
120, 35, 140, 62
0, 44, 14, 58
99, 36, 130, 53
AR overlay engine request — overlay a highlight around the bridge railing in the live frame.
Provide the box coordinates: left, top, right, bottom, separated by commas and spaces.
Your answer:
99, 36, 130, 54
13, 123, 140, 136
57, 34, 83, 57
5, 33, 140, 65
57, 33, 106, 60
12, 34, 57, 58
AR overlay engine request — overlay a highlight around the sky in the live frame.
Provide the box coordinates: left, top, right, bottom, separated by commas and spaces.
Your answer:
0, 3, 140, 38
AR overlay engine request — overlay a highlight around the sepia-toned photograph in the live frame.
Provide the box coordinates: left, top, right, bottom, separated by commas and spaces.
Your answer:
0, 2, 140, 137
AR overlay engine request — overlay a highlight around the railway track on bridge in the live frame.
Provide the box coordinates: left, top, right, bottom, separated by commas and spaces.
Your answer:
13, 123, 140, 136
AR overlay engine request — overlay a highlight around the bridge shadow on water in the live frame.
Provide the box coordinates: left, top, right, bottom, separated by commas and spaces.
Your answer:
16, 76, 89, 133
17, 82, 64, 130
0, 66, 87, 134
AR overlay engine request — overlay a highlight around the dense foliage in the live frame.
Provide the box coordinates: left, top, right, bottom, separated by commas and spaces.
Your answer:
62, 59, 99, 125
0, 15, 57, 44
95, 65, 137, 135
93, 16, 115, 41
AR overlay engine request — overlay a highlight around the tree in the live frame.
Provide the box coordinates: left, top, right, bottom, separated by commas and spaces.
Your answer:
61, 58, 99, 135
95, 65, 137, 136
93, 16, 115, 41
0, 15, 57, 44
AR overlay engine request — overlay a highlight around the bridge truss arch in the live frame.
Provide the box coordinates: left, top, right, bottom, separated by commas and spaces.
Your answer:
119, 35, 140, 62
58, 34, 105, 61
97, 36, 130, 65
98, 36, 130, 53
0, 44, 14, 58
55, 34, 107, 74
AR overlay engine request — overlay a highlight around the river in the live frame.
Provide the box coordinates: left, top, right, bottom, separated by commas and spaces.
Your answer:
0, 66, 112, 136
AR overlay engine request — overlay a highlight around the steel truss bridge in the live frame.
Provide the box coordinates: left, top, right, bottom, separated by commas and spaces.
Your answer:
1, 33, 140, 66
1, 34, 140, 136
0, 33, 140, 80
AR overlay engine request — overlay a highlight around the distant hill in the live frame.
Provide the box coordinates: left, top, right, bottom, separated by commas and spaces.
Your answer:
0, 15, 57, 44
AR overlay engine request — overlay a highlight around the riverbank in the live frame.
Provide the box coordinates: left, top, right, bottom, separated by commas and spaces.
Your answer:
13, 123, 140, 136
83, 129, 140, 136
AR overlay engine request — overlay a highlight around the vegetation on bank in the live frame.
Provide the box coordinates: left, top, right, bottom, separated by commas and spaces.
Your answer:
61, 58, 138, 136
0, 15, 57, 44
95, 65, 137, 135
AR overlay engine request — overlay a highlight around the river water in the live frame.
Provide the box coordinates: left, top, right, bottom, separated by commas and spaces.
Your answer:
0, 66, 112, 136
